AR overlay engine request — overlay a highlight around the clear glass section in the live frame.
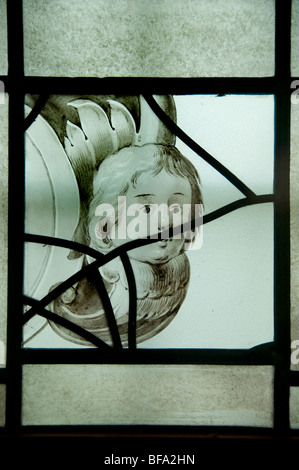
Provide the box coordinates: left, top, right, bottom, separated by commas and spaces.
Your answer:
0, 0, 7, 75
0, 384, 5, 427
290, 387, 299, 429
292, 0, 299, 77
22, 364, 274, 426
291, 95, 299, 370
175, 95, 274, 212
24, 204, 274, 349
23, 0, 275, 77
0, 93, 8, 366
144, 204, 274, 349
23, 94, 274, 349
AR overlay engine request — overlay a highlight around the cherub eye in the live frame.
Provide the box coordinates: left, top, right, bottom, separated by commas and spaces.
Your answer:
142, 204, 152, 214
170, 204, 181, 214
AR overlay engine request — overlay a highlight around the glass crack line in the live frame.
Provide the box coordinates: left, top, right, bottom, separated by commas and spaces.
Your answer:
22, 232, 165, 325
120, 252, 137, 350
142, 94, 257, 199
203, 194, 275, 224
24, 94, 50, 131
23, 295, 112, 350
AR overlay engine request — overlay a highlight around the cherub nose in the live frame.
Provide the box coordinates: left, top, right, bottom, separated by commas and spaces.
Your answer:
158, 210, 172, 232
159, 223, 170, 232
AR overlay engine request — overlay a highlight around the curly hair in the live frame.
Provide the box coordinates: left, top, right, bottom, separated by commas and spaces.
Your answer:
88, 143, 203, 251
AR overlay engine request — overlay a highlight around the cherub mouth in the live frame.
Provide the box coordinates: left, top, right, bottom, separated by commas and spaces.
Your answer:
157, 238, 172, 247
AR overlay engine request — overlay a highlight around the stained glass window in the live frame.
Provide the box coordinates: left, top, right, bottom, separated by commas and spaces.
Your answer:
0, 0, 298, 454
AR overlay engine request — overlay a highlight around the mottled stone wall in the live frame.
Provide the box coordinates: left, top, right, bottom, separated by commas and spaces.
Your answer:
22, 364, 274, 426
22, 0, 275, 77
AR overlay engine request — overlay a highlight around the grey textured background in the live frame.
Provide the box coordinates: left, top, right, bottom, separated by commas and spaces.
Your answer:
22, 0, 275, 77
22, 364, 274, 426
292, 0, 299, 75
0, 0, 7, 75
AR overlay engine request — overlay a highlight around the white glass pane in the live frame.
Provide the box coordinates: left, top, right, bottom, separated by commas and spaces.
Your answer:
292, 0, 299, 77
22, 364, 274, 427
0, 93, 8, 365
23, 0, 275, 77
0, 0, 7, 75
144, 204, 274, 349
26, 207, 274, 350
175, 95, 275, 212
23, 100, 81, 344
291, 95, 299, 371
23, 94, 274, 350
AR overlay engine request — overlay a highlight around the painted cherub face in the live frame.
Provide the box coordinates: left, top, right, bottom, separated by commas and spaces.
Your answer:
111, 169, 192, 264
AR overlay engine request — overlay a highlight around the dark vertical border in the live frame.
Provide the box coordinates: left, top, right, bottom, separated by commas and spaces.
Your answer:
273, 0, 292, 431
5, 0, 24, 430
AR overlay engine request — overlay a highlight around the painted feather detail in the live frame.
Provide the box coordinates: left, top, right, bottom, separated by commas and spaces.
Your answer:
62, 96, 176, 259
49, 253, 190, 347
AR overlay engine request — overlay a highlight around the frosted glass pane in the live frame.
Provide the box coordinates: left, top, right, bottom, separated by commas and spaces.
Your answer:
23, 0, 275, 77
23, 95, 274, 349
0, 93, 8, 366
291, 97, 299, 371
0, 384, 5, 427
292, 0, 299, 76
22, 364, 274, 427
290, 387, 299, 429
0, 0, 7, 75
